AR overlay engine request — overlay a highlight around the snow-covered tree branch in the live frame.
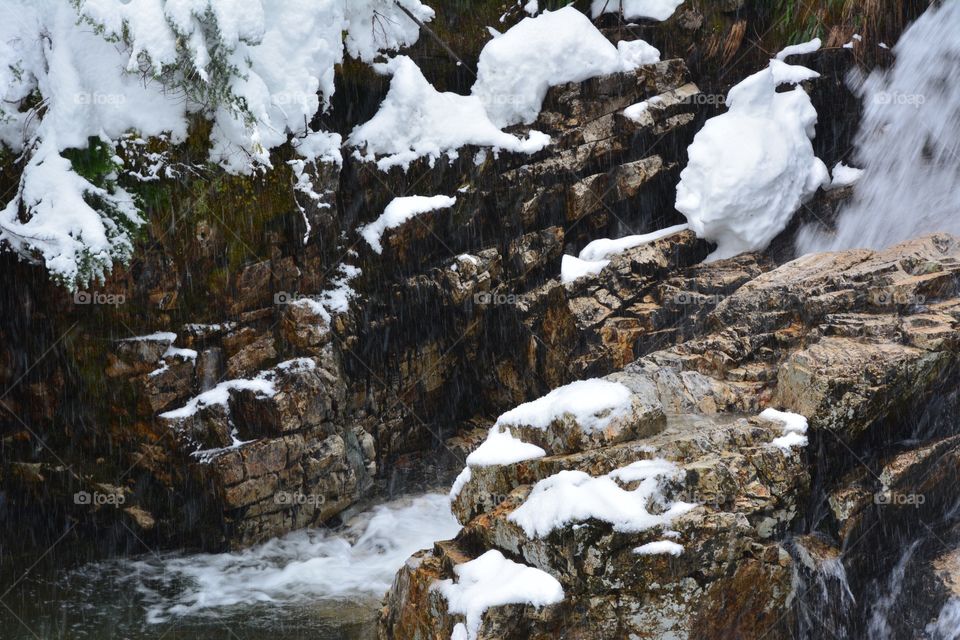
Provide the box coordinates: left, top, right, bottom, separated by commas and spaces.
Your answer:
0, 0, 434, 287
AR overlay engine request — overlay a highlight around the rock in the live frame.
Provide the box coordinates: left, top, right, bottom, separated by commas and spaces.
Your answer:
390, 412, 808, 639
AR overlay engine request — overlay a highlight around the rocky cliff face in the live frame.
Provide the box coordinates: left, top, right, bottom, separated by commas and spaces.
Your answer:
378, 233, 960, 639
0, 42, 705, 550
0, 1, 951, 637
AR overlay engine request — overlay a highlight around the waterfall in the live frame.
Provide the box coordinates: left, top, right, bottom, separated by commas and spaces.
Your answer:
866, 539, 922, 639
797, 0, 960, 254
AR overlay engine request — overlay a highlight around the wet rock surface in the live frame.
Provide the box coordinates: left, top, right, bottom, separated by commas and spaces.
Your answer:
0, 6, 956, 638
379, 233, 960, 639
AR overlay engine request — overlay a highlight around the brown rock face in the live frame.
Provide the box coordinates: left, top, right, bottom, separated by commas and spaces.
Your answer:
378, 234, 960, 640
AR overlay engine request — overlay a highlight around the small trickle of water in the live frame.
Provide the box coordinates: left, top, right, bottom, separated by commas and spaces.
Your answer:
797, 0, 960, 254
793, 539, 856, 639
866, 539, 922, 639
927, 598, 960, 640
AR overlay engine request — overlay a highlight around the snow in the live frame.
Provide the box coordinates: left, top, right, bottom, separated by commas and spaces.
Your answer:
472, 7, 657, 127
828, 162, 864, 189
351, 7, 659, 169
578, 223, 689, 262
286, 263, 360, 326
495, 379, 633, 433
0, 0, 433, 284
163, 346, 198, 360
159, 358, 315, 420
349, 56, 550, 170
843, 34, 863, 49
435, 549, 564, 640
675, 58, 829, 261
775, 37, 822, 61
634, 540, 684, 555
122, 332, 177, 343
759, 408, 809, 451
507, 460, 694, 538
359, 195, 457, 253
608, 458, 679, 483
561, 255, 610, 284
591, 0, 684, 22
450, 467, 473, 500
466, 427, 546, 467
617, 39, 662, 69
771, 431, 808, 450
160, 377, 277, 420
624, 101, 650, 121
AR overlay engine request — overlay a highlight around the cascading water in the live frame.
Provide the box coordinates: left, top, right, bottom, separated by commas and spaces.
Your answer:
797, 0, 960, 254
866, 539, 923, 639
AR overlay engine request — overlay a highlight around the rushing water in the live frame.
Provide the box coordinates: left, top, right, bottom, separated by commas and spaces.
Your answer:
0, 493, 459, 640
797, 0, 960, 254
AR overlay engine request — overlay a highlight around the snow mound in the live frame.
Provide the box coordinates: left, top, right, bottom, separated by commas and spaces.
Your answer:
359, 194, 457, 253
495, 379, 632, 433
473, 7, 659, 127
759, 408, 809, 451
466, 427, 547, 467
828, 162, 864, 190
591, 0, 684, 22
634, 540, 684, 555
435, 549, 564, 640
352, 8, 660, 169
560, 255, 610, 284
675, 58, 829, 261
775, 37, 822, 61
349, 56, 550, 170
578, 223, 689, 262
508, 459, 694, 538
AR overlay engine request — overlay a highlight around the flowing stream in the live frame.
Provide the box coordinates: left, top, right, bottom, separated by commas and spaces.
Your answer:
0, 493, 459, 639
797, 0, 960, 254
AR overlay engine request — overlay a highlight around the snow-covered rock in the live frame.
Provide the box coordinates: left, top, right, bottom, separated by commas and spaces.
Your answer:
591, 0, 684, 22
435, 550, 564, 640
759, 408, 809, 451
349, 56, 550, 170
472, 7, 660, 127
0, 0, 435, 284
359, 194, 457, 253
493, 378, 664, 455
507, 460, 693, 538
674, 58, 829, 261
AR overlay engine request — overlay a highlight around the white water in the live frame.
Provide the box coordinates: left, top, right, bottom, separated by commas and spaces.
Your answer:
129, 493, 460, 624
866, 539, 921, 639
797, 0, 960, 254
927, 598, 960, 640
